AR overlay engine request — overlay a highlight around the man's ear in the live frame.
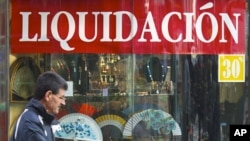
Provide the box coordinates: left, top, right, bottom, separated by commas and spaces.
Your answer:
44, 90, 52, 101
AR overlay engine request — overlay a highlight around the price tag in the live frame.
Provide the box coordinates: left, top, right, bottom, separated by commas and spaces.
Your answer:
218, 54, 245, 82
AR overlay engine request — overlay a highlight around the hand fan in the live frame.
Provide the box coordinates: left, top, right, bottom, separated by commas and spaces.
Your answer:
92, 110, 128, 140
54, 113, 103, 141
78, 103, 98, 117
123, 109, 182, 139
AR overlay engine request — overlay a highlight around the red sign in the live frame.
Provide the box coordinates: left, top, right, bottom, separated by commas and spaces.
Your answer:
11, 0, 246, 54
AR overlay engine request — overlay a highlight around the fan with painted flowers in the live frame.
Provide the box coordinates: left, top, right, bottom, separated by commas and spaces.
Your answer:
123, 109, 182, 139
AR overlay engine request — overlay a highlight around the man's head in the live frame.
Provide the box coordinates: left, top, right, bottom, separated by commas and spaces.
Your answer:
34, 71, 68, 115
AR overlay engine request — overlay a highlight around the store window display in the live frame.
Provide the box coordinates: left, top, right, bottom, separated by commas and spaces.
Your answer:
5, 0, 250, 141
48, 54, 177, 141
8, 53, 250, 141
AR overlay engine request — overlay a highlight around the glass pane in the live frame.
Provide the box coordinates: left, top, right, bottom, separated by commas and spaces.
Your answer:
8, 1, 250, 141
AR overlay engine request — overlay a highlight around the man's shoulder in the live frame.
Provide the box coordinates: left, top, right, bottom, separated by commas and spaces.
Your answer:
21, 109, 40, 122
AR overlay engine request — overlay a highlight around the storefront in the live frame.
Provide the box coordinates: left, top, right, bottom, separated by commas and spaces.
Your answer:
0, 0, 249, 141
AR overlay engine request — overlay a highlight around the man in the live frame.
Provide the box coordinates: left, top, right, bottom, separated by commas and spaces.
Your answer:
10, 71, 68, 141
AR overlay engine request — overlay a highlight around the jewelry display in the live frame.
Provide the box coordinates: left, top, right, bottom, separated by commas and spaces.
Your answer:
146, 61, 166, 83
59, 54, 90, 95
145, 57, 168, 94
99, 54, 120, 89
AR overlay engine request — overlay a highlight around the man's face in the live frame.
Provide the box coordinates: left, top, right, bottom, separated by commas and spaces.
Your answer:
47, 89, 66, 115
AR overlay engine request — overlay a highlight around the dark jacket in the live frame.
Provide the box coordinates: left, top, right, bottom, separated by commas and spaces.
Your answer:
10, 98, 56, 141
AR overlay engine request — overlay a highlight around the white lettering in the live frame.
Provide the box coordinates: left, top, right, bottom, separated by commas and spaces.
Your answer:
77, 12, 99, 42
196, 2, 218, 43
234, 129, 247, 136
183, 13, 194, 42
234, 129, 241, 136
19, 12, 38, 41
19, 2, 241, 52
113, 11, 137, 42
51, 11, 75, 51
138, 12, 161, 42
241, 129, 247, 135
162, 12, 182, 42
220, 13, 240, 43
100, 12, 112, 41
38, 12, 50, 41
196, 12, 218, 43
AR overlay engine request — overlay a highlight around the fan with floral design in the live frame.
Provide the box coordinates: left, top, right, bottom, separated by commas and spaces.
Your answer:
123, 109, 182, 139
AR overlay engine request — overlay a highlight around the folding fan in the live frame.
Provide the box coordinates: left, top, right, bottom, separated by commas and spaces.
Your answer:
92, 110, 128, 140
123, 109, 182, 139
78, 103, 98, 117
54, 113, 103, 141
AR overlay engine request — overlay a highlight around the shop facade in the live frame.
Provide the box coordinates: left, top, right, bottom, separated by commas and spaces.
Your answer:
0, 0, 250, 141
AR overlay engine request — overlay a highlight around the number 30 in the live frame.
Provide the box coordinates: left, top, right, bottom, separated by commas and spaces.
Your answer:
222, 59, 240, 78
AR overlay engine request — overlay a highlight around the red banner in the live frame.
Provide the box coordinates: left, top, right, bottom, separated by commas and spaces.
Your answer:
11, 0, 246, 54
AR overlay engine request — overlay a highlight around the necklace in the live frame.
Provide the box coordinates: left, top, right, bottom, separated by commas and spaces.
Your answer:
146, 57, 167, 83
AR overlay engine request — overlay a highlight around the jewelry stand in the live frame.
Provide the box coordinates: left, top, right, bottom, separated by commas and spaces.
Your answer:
144, 57, 168, 94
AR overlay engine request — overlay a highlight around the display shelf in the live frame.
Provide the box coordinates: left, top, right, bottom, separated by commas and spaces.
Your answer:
9, 53, 176, 141
65, 94, 171, 102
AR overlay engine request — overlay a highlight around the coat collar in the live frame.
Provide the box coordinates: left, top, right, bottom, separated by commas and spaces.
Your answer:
26, 98, 55, 124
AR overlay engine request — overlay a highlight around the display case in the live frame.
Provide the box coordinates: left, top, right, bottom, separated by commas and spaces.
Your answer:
9, 52, 250, 141
9, 53, 181, 141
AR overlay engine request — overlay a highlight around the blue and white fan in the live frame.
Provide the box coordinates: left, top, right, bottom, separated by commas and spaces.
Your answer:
54, 113, 103, 141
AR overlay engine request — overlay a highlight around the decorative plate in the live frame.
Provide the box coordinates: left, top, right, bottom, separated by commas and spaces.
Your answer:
123, 109, 182, 138
55, 113, 103, 141
10, 57, 41, 102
